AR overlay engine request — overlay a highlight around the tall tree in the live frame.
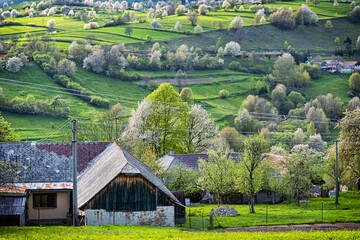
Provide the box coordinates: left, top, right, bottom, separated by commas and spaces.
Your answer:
121, 83, 188, 155
184, 104, 218, 153
338, 109, 360, 189
235, 135, 269, 213
283, 144, 322, 204
198, 148, 236, 207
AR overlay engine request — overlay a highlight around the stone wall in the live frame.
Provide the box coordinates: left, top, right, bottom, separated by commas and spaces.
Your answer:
85, 206, 175, 227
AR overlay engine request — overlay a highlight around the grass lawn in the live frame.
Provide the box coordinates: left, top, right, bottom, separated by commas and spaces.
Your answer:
1, 112, 71, 142
0, 225, 359, 239
304, 73, 351, 104
186, 191, 360, 230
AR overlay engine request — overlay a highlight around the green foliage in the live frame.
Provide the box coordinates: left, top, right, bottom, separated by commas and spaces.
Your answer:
198, 148, 236, 206
228, 61, 242, 71
0, 160, 25, 185
235, 135, 269, 213
287, 91, 305, 107
180, 87, 194, 104
145, 83, 189, 154
339, 108, 360, 189
163, 163, 200, 197
0, 112, 20, 142
219, 89, 229, 98
349, 72, 360, 92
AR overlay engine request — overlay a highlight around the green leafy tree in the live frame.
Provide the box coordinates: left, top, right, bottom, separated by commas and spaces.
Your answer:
349, 72, 360, 92
198, 148, 236, 207
122, 83, 189, 155
163, 163, 200, 197
0, 112, 20, 142
0, 161, 25, 185
283, 145, 322, 204
235, 135, 269, 213
49, 95, 62, 111
125, 26, 133, 36
338, 109, 360, 189
180, 87, 194, 104
187, 11, 199, 26
215, 37, 223, 50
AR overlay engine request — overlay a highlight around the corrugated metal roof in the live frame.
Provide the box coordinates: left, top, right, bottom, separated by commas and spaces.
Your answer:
77, 143, 181, 208
0, 196, 26, 215
15, 182, 73, 190
0, 185, 26, 196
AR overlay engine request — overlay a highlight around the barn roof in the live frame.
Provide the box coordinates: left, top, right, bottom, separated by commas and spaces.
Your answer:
77, 143, 181, 208
0, 196, 26, 215
159, 153, 241, 170
0, 142, 111, 184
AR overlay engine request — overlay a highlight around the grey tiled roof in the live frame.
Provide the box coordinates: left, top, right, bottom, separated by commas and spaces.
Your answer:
160, 153, 241, 170
0, 142, 111, 183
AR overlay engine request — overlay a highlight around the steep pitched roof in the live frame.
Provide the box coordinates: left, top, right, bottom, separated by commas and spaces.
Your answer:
0, 142, 111, 184
77, 143, 181, 208
159, 153, 241, 170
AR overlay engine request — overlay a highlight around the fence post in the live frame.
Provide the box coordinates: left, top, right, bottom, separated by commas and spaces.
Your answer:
209, 215, 213, 229
321, 202, 324, 223
266, 203, 268, 225
202, 212, 204, 230
189, 208, 191, 229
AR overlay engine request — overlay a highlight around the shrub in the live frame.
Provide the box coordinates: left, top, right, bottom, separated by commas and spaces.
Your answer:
58, 59, 76, 77
6, 57, 23, 73
90, 97, 110, 109
219, 89, 230, 98
269, 9, 296, 30
228, 61, 242, 71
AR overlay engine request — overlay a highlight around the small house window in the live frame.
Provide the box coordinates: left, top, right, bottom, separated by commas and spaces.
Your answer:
33, 193, 57, 208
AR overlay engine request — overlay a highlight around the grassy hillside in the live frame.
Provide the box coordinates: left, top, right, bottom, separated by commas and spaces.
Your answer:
1, 1, 359, 140
2, 0, 356, 51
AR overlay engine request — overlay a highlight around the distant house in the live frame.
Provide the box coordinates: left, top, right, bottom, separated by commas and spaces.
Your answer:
0, 185, 26, 226
306, 56, 322, 65
340, 61, 360, 73
322, 60, 340, 73
0, 54, 6, 60
0, 142, 185, 226
159, 153, 240, 171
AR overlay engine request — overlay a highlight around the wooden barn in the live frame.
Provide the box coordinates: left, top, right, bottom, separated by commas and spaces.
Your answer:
78, 143, 186, 227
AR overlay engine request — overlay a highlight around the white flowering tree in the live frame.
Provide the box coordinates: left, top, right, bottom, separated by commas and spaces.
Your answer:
150, 20, 162, 29
228, 16, 243, 30
224, 41, 241, 56
6, 57, 23, 73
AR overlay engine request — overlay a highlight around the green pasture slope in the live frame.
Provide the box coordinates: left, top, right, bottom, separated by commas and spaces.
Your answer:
1, 0, 360, 140
2, 0, 355, 49
0, 226, 359, 240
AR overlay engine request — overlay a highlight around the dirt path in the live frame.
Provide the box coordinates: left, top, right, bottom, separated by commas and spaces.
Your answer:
219, 223, 360, 232
141, 78, 214, 85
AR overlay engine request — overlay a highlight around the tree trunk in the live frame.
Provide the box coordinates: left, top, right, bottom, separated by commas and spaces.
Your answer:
251, 193, 255, 213
217, 193, 221, 207
248, 195, 251, 213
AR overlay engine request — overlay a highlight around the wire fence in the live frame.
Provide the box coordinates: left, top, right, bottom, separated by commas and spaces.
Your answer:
180, 201, 354, 230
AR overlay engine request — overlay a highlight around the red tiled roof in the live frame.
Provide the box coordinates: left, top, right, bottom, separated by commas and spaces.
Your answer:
342, 61, 358, 66
0, 54, 6, 59
35, 142, 111, 173
0, 185, 26, 195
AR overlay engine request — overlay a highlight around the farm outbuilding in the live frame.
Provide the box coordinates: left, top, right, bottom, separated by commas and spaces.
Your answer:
78, 143, 185, 227
0, 186, 26, 226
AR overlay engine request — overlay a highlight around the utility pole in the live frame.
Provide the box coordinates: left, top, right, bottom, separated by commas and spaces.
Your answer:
335, 139, 339, 205
72, 119, 78, 226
